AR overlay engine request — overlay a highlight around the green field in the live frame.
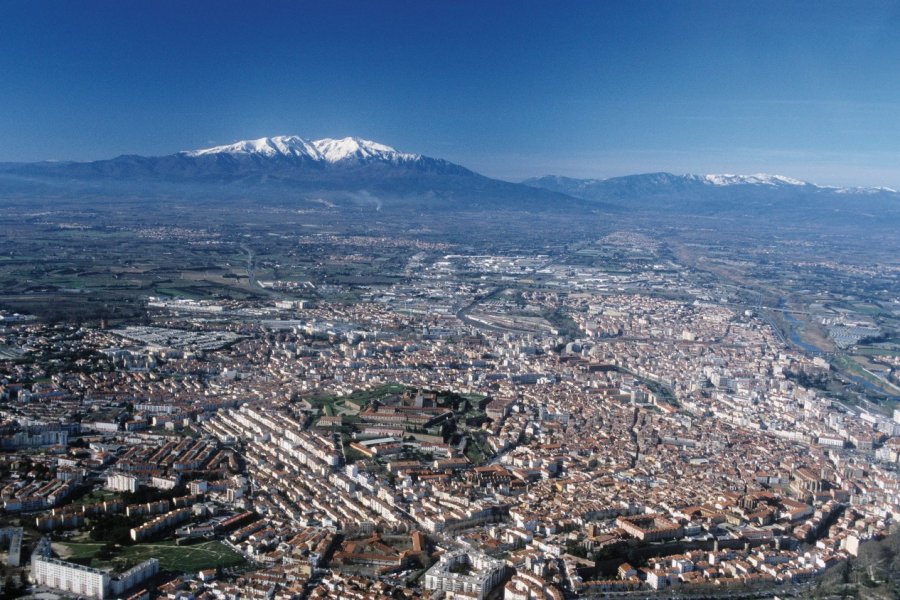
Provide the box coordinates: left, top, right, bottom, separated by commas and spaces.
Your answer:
73, 489, 121, 506
154, 287, 208, 299
58, 540, 246, 572
849, 302, 891, 317
307, 383, 408, 413
833, 354, 900, 401
855, 346, 900, 357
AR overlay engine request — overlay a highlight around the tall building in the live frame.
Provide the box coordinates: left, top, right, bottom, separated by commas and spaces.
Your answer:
30, 536, 158, 599
105, 472, 141, 493
424, 549, 506, 600
0, 527, 23, 567
31, 557, 109, 599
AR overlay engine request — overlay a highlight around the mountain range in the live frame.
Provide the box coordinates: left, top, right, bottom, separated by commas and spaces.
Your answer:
0, 135, 897, 223
524, 172, 896, 195
523, 171, 900, 227
0, 136, 580, 211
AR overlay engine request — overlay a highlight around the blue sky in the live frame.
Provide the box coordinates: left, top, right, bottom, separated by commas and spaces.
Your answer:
1, 1, 899, 187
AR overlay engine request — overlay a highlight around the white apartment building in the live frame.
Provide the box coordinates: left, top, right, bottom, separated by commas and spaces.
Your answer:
106, 472, 141, 493
31, 557, 109, 599
424, 549, 506, 600
31, 540, 159, 600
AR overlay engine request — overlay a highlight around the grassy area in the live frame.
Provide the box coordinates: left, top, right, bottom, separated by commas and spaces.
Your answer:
465, 445, 485, 465
59, 540, 246, 573
307, 383, 407, 412
460, 393, 488, 405
154, 287, 207, 299
305, 395, 345, 415
343, 384, 407, 403
850, 302, 890, 317
74, 489, 121, 505
464, 434, 488, 465
58, 541, 106, 560
833, 354, 900, 398
855, 346, 900, 357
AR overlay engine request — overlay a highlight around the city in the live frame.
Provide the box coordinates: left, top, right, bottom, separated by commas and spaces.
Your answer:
1, 2, 899, 599
0, 229, 897, 599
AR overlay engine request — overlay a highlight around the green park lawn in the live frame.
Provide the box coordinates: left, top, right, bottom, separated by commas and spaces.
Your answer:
58, 540, 246, 573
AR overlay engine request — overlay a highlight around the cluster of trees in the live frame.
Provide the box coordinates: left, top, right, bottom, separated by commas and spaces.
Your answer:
2, 575, 25, 600
785, 368, 831, 391
856, 331, 896, 346
88, 485, 189, 545
121, 483, 188, 505
89, 514, 140, 545
809, 528, 900, 599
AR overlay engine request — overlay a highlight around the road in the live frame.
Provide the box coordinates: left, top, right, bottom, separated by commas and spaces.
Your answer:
239, 244, 284, 298
627, 406, 641, 469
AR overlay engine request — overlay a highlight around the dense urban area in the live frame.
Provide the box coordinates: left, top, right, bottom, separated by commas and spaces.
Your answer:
0, 205, 898, 600
4, 0, 900, 598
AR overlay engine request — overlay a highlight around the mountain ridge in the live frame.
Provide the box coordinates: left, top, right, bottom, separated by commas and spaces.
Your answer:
0, 138, 897, 221
523, 172, 897, 195
183, 135, 421, 165
522, 171, 900, 230
0, 135, 589, 212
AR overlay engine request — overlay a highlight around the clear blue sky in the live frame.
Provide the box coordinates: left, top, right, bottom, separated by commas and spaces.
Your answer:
1, 1, 899, 187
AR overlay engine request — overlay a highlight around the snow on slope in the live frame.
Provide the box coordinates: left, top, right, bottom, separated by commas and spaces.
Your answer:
702, 173, 809, 187
526, 172, 899, 197
184, 135, 421, 163
694, 173, 890, 193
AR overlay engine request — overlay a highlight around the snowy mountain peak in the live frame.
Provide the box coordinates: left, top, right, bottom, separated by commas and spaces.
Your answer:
702, 173, 809, 187
183, 135, 420, 163
313, 137, 416, 162
185, 136, 318, 158
698, 173, 892, 193
527, 171, 900, 196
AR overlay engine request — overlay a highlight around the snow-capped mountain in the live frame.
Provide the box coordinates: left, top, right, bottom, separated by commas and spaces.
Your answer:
524, 171, 896, 197
184, 135, 421, 164
0, 135, 581, 211
0, 137, 895, 218
522, 171, 899, 224
700, 173, 810, 187
0, 134, 470, 181
697, 173, 895, 192
525, 171, 890, 193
